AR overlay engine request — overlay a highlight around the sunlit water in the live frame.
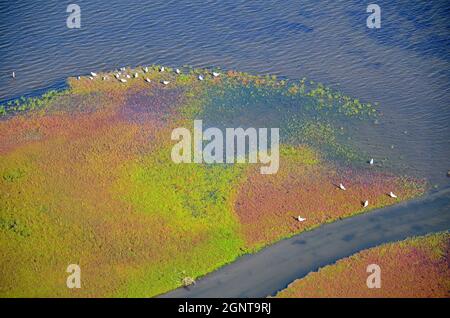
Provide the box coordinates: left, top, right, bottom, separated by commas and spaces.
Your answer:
0, 0, 448, 186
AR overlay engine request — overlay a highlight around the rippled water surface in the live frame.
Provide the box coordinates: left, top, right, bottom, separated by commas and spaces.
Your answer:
0, 0, 449, 186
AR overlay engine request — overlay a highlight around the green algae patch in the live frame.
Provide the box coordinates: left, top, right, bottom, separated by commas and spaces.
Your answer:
279, 144, 319, 166
286, 79, 377, 118
288, 121, 361, 161
0, 90, 66, 117
111, 146, 250, 296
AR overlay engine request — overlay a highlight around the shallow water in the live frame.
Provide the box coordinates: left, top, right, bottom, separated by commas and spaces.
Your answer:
0, 0, 449, 186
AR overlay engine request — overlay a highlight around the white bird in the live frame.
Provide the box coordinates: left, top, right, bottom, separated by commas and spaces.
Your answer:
115, 74, 120, 79
162, 80, 170, 85
175, 68, 180, 74
90, 72, 97, 77
145, 78, 151, 83
102, 76, 107, 81
389, 191, 398, 198
126, 74, 131, 79
363, 200, 369, 208
120, 67, 126, 71
160, 66, 165, 72
88, 76, 94, 80
12, 71, 16, 78
212, 72, 220, 77
143, 67, 148, 73
134, 73, 138, 78
369, 158, 374, 165
77, 76, 81, 80
198, 75, 204, 81
297, 216, 306, 222
120, 78, 127, 83
339, 183, 346, 191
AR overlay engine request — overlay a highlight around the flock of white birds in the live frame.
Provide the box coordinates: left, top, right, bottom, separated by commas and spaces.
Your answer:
75, 66, 221, 87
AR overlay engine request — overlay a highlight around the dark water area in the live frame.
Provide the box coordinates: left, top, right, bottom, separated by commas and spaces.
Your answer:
0, 0, 449, 186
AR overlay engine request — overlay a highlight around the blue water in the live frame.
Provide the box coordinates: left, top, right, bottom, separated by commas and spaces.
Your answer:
0, 0, 449, 186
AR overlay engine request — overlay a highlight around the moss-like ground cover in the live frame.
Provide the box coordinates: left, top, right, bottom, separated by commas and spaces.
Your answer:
276, 232, 450, 298
0, 65, 425, 297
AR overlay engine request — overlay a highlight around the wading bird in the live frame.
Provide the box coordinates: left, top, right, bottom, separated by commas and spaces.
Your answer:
176, 68, 180, 74
363, 200, 369, 208
389, 191, 397, 198
90, 72, 97, 77
339, 183, 346, 191
134, 73, 138, 78
297, 216, 306, 222
160, 66, 165, 72
143, 67, 148, 73
12, 71, 16, 78
120, 78, 127, 83
369, 158, 374, 165
145, 78, 151, 83
198, 75, 204, 81
162, 80, 170, 85
212, 72, 220, 77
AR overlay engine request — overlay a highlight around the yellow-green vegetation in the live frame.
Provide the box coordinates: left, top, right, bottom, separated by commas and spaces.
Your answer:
113, 146, 249, 296
0, 91, 64, 116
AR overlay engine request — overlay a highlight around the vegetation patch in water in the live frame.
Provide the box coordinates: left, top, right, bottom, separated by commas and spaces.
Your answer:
0, 65, 425, 297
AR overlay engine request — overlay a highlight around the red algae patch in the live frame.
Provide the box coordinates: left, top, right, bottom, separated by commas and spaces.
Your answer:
120, 87, 186, 125
276, 232, 450, 298
235, 146, 425, 249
